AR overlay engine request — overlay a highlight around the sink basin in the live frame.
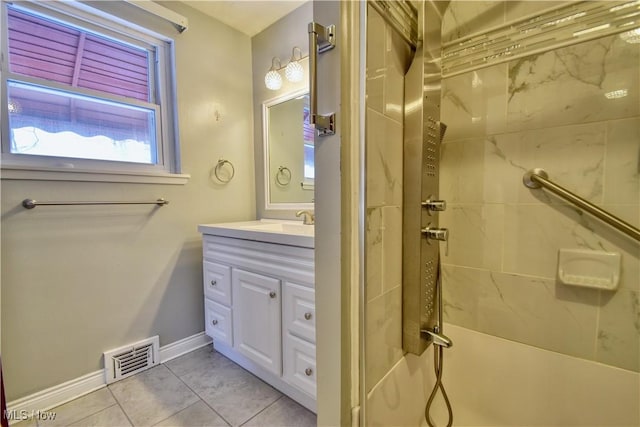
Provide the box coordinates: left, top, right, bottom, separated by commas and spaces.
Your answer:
240, 222, 314, 235
198, 219, 314, 248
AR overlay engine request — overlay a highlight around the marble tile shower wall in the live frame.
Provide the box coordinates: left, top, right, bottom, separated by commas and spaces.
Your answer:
440, 4, 640, 372
365, 6, 409, 392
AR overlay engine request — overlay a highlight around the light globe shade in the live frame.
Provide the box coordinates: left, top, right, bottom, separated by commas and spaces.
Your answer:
285, 60, 304, 82
265, 70, 282, 90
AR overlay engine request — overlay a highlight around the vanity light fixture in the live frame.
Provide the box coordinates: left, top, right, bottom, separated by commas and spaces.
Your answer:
265, 57, 283, 90
285, 47, 304, 83
264, 47, 308, 90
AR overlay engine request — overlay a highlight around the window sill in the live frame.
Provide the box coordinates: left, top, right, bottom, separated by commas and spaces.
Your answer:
1, 165, 190, 185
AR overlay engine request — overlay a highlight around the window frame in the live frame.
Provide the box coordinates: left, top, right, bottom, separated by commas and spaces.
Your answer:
0, 1, 188, 184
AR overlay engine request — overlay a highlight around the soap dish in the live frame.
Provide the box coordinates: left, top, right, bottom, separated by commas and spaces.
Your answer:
557, 248, 621, 290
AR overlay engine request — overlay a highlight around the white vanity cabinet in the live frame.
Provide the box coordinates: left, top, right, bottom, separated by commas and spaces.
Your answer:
198, 225, 315, 412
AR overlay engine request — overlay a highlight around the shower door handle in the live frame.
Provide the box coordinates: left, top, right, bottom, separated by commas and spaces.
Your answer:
308, 21, 336, 136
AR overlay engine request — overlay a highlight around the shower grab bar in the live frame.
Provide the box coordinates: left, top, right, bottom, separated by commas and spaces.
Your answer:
308, 21, 336, 136
22, 198, 168, 209
523, 168, 640, 242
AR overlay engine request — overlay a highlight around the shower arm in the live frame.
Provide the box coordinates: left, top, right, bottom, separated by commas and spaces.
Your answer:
523, 168, 640, 242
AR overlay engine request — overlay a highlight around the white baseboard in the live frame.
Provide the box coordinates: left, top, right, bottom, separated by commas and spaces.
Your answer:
7, 332, 212, 417
6, 370, 105, 417
159, 332, 211, 363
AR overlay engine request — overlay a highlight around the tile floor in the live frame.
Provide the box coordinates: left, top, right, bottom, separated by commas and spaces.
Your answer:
14, 346, 316, 427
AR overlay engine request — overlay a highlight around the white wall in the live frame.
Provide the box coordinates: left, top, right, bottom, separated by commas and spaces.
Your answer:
1, 1, 255, 401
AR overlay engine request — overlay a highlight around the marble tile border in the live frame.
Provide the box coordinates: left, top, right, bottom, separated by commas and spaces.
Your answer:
442, 1, 640, 78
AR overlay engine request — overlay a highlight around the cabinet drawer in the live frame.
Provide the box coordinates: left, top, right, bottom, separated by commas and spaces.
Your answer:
283, 333, 316, 398
204, 261, 231, 306
283, 282, 316, 344
205, 298, 233, 347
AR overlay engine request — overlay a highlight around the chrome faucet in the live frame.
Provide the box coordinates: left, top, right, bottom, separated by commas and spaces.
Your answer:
296, 210, 315, 225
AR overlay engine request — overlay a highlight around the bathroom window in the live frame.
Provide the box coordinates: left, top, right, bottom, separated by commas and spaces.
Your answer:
302, 104, 314, 187
0, 2, 185, 183
303, 143, 314, 180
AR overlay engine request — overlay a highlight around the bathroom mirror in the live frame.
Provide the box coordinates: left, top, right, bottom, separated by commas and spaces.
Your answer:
262, 88, 314, 210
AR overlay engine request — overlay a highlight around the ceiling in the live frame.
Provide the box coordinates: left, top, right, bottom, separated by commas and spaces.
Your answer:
181, 1, 308, 37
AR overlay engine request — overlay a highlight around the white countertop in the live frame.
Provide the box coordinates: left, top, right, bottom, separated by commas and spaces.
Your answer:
198, 219, 314, 248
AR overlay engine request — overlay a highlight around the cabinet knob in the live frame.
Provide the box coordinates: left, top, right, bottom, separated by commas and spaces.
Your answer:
304, 312, 312, 320
269, 291, 277, 298
212, 319, 218, 325
210, 280, 217, 286
305, 368, 313, 376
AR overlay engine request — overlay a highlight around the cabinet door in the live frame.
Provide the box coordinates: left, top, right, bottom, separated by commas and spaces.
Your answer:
232, 269, 282, 375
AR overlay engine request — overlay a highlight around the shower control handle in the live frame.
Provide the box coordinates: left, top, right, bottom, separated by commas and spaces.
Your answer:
422, 226, 449, 242
422, 199, 446, 212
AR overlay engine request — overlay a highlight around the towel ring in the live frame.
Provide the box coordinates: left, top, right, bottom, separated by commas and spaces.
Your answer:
276, 166, 292, 186
214, 159, 235, 183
